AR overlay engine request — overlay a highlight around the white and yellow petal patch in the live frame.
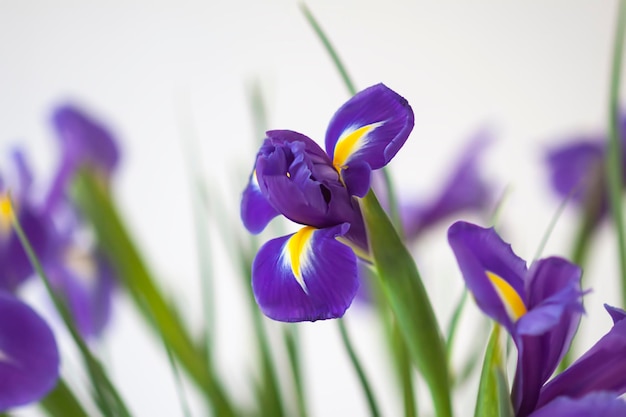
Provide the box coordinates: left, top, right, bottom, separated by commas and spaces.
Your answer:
486, 271, 527, 322
283, 226, 317, 294
333, 122, 384, 170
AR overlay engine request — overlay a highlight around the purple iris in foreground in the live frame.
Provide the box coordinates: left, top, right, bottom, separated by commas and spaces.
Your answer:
545, 117, 626, 224
241, 83, 414, 322
448, 221, 626, 416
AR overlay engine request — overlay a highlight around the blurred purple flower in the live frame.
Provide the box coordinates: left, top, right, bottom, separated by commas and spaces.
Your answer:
0, 153, 59, 409
449, 221, 626, 416
401, 128, 493, 241
241, 83, 414, 322
545, 117, 626, 224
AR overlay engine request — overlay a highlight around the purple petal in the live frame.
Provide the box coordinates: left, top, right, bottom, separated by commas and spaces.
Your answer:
512, 257, 584, 416
10, 149, 34, 195
325, 83, 414, 178
447, 221, 527, 330
545, 139, 606, 214
51, 104, 120, 175
252, 224, 359, 322
255, 131, 362, 231
604, 304, 626, 325
529, 392, 626, 417
402, 129, 493, 240
0, 291, 59, 411
339, 160, 372, 198
536, 309, 626, 408
0, 204, 51, 292
241, 169, 280, 234
48, 250, 116, 338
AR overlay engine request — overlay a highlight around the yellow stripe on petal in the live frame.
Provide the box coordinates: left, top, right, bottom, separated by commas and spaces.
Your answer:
333, 122, 384, 170
285, 226, 316, 293
486, 271, 527, 322
0, 193, 14, 236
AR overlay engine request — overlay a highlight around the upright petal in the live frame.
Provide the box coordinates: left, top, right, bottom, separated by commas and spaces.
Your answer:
0, 292, 59, 411
536, 306, 626, 409
255, 130, 361, 230
447, 221, 528, 331
512, 258, 584, 416
241, 168, 280, 234
545, 139, 606, 218
529, 392, 626, 417
252, 224, 358, 322
325, 84, 414, 196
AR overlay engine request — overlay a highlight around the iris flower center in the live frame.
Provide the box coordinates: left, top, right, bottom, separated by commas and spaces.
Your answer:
486, 271, 527, 322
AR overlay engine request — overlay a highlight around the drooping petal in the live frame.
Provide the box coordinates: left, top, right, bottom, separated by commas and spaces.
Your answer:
447, 221, 528, 331
0, 291, 59, 411
255, 130, 362, 231
605, 304, 626, 324
402, 129, 493, 240
529, 392, 626, 417
0, 202, 51, 292
512, 257, 584, 416
252, 224, 359, 322
241, 168, 280, 234
48, 250, 116, 338
536, 306, 626, 409
325, 83, 414, 194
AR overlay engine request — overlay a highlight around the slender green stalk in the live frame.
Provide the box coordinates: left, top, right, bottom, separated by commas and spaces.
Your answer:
391, 323, 417, 417
607, 0, 626, 306
299, 3, 356, 96
446, 290, 468, 359
40, 379, 89, 417
10, 197, 131, 417
284, 326, 308, 417
532, 193, 572, 261
338, 319, 381, 417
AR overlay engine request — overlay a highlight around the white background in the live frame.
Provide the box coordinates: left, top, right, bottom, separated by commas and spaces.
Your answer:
0, 1, 623, 416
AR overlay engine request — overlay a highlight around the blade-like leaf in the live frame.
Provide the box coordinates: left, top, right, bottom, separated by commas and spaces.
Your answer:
360, 190, 452, 417
71, 172, 236, 417
474, 324, 513, 417
39, 379, 89, 417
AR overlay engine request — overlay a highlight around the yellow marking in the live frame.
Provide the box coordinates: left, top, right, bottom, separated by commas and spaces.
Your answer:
286, 226, 316, 293
486, 271, 527, 322
333, 122, 384, 170
0, 193, 14, 236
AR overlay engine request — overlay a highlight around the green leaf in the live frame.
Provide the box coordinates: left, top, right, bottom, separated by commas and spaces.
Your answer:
360, 190, 452, 417
39, 379, 89, 417
10, 196, 132, 417
606, 0, 626, 306
71, 172, 236, 417
474, 324, 513, 417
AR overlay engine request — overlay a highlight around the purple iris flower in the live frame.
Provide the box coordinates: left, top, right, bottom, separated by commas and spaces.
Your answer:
400, 129, 493, 241
241, 83, 414, 322
544, 117, 626, 224
45, 104, 120, 212
448, 221, 626, 416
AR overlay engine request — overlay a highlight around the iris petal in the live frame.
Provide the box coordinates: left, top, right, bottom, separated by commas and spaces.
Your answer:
447, 221, 527, 330
241, 169, 280, 234
325, 83, 414, 191
252, 224, 358, 322
0, 292, 59, 411
536, 308, 626, 408
529, 392, 626, 417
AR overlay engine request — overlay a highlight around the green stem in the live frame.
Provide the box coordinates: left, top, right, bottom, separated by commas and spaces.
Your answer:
607, 0, 626, 307
338, 319, 381, 417
284, 326, 308, 417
